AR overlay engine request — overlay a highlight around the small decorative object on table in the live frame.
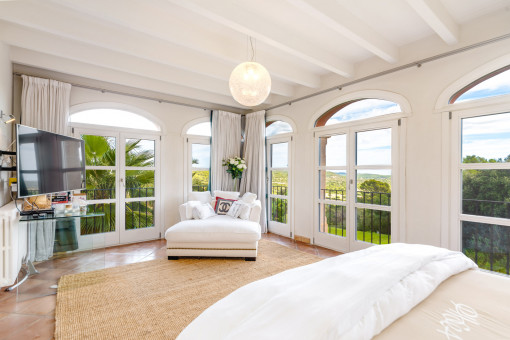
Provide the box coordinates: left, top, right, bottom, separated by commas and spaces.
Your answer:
222, 156, 246, 191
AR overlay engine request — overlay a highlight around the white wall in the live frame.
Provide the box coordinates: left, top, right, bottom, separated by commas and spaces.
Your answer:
69, 88, 210, 232
267, 37, 510, 248
0, 42, 12, 208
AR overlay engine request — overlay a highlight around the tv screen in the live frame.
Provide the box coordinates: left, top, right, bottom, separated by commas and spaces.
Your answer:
16, 124, 86, 198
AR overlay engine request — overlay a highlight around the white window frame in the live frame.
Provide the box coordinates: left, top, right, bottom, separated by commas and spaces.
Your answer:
313, 119, 404, 253
182, 117, 211, 199
310, 91, 409, 253
447, 104, 510, 251
437, 55, 510, 250
265, 116, 296, 238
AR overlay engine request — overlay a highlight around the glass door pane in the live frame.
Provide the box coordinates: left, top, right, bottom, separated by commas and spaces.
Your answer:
81, 135, 117, 236
317, 134, 348, 242
268, 140, 290, 237
124, 139, 155, 231
191, 143, 210, 192
354, 129, 392, 246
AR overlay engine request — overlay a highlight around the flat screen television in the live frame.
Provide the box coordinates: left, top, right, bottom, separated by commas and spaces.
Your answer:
16, 124, 86, 198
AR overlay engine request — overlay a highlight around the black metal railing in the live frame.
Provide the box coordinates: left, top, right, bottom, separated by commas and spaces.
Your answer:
80, 187, 154, 234
357, 191, 391, 206
320, 189, 346, 201
319, 189, 391, 244
192, 185, 209, 192
270, 186, 288, 223
271, 197, 288, 224
462, 221, 510, 275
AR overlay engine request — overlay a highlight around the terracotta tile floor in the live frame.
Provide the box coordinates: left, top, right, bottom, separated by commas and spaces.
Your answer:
0, 233, 340, 339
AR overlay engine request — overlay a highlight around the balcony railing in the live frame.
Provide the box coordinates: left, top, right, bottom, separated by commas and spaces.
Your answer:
80, 187, 155, 235
271, 186, 288, 223
462, 198, 510, 275
192, 185, 209, 192
319, 188, 391, 245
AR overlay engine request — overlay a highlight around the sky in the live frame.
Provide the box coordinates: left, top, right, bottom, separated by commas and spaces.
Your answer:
456, 69, 510, 103
325, 99, 400, 125
187, 122, 211, 136
322, 128, 392, 167
462, 112, 510, 161
71, 109, 159, 131
192, 143, 211, 168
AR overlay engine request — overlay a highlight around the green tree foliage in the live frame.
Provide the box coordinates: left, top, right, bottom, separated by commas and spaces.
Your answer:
81, 136, 155, 235
461, 154, 510, 274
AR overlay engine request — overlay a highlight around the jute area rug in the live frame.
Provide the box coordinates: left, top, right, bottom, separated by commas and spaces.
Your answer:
55, 240, 321, 340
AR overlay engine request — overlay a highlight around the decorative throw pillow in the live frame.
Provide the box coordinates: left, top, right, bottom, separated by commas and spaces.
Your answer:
188, 191, 213, 204
241, 192, 257, 204
192, 203, 216, 220
215, 197, 236, 215
226, 200, 251, 220
213, 190, 240, 200
238, 203, 251, 220
185, 200, 202, 220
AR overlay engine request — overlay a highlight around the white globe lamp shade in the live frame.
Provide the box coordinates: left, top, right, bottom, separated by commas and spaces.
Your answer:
229, 62, 271, 106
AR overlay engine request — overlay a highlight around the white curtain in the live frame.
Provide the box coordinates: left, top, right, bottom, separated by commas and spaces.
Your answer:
211, 110, 242, 192
240, 110, 267, 232
21, 75, 72, 135
20, 75, 72, 261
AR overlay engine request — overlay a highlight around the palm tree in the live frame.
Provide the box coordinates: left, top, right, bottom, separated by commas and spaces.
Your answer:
81, 135, 155, 234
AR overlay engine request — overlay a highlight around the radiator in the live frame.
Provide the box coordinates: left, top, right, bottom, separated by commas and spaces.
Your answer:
0, 202, 22, 287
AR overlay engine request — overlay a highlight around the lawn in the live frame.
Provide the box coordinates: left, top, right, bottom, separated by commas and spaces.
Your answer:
327, 227, 391, 245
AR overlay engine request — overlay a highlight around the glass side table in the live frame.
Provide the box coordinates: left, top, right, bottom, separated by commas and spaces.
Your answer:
7, 212, 106, 301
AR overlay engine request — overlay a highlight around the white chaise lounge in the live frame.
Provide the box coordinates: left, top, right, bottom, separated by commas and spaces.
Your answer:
165, 192, 262, 261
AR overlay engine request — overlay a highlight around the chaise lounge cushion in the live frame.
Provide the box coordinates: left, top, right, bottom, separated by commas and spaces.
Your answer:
165, 215, 261, 244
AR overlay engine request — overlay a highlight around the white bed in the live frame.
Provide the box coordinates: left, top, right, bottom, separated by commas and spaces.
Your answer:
177, 243, 510, 340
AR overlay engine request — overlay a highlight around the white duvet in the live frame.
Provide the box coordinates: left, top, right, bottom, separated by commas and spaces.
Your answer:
177, 243, 477, 340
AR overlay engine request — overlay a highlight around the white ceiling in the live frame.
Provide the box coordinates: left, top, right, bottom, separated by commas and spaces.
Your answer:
0, 0, 509, 112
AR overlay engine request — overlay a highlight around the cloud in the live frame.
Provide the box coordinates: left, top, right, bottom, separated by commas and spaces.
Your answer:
326, 99, 400, 125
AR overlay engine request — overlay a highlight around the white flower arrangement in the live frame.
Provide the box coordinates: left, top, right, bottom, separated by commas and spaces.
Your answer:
222, 156, 246, 179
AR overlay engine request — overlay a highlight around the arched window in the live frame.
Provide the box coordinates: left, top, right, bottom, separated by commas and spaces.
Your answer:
186, 121, 211, 136
266, 120, 293, 137
70, 108, 160, 131
315, 99, 401, 127
450, 65, 510, 104
443, 65, 510, 275
185, 121, 211, 193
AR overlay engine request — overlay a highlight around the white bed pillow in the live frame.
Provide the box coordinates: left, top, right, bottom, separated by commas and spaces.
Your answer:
185, 201, 202, 220
241, 192, 257, 204
213, 190, 240, 200
192, 203, 216, 220
226, 200, 251, 220
188, 191, 213, 204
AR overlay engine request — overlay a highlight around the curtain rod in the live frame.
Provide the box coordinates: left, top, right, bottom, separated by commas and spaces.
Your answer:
12, 72, 244, 113
263, 32, 510, 112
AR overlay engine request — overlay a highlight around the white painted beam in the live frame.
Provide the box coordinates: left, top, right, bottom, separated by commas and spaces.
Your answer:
288, 0, 398, 63
10, 47, 248, 108
0, 4, 294, 97
45, 0, 321, 88
167, 0, 354, 77
406, 0, 459, 45
1, 23, 294, 100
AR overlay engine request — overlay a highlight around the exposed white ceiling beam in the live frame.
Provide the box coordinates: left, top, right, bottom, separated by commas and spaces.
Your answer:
1, 27, 289, 103
288, 0, 398, 63
10, 47, 249, 108
0, 5, 294, 97
406, 0, 459, 45
44, 0, 321, 88
167, 0, 354, 77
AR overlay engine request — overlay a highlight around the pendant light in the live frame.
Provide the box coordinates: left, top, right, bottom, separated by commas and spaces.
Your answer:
229, 37, 271, 107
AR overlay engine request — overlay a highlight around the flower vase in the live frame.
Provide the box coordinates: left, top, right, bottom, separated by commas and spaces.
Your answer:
233, 178, 239, 192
